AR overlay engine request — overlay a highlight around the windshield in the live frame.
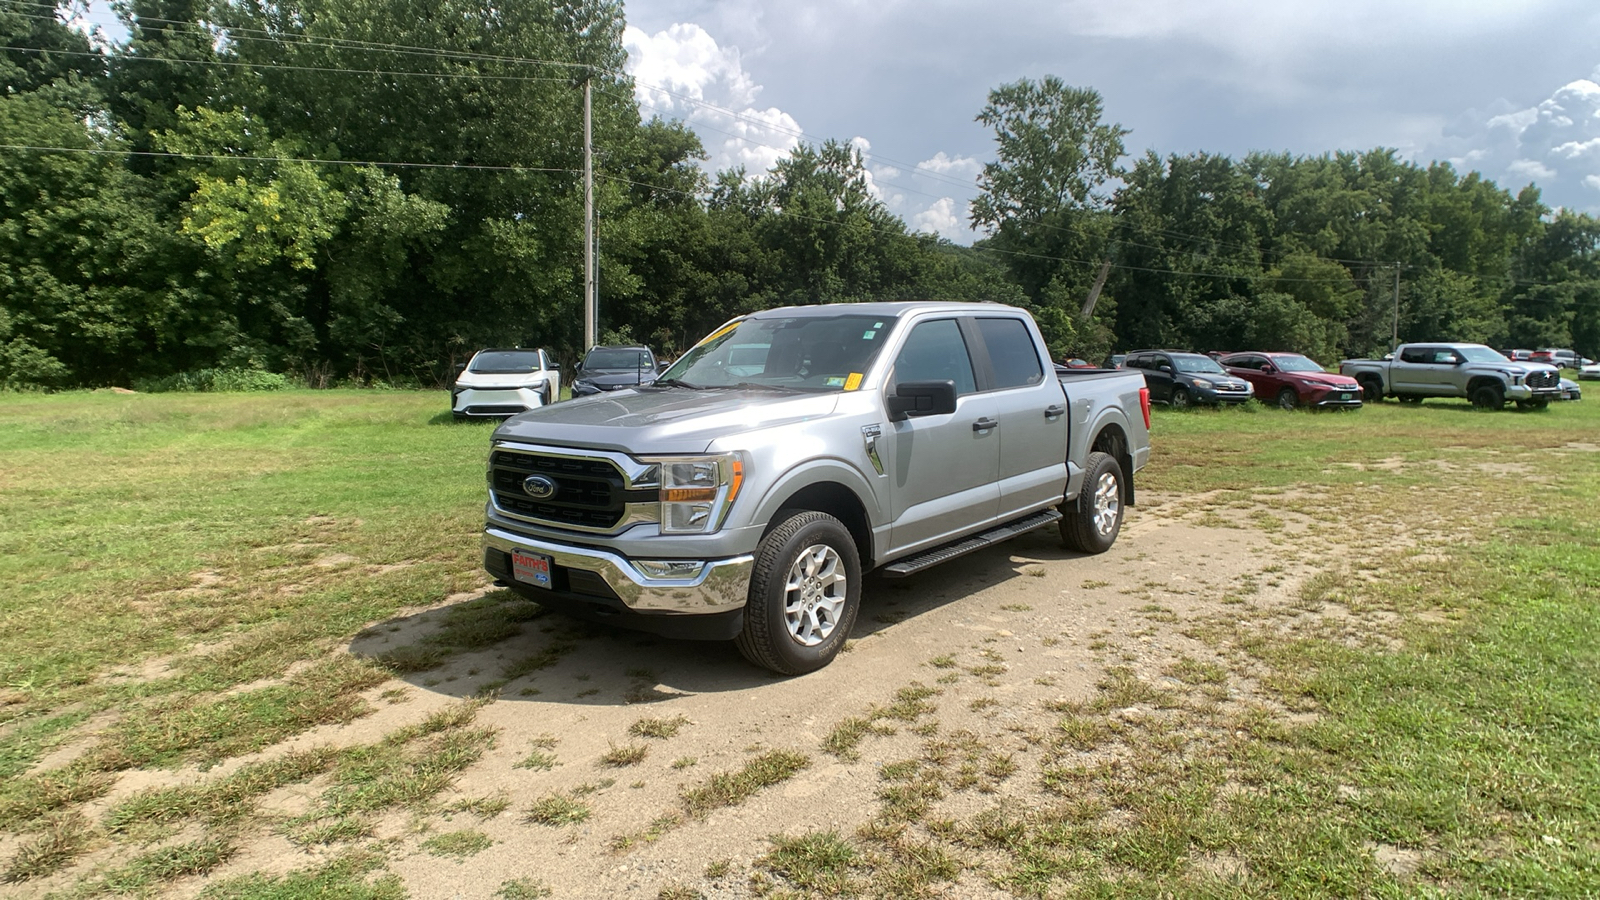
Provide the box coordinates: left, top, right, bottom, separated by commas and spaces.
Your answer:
659, 314, 898, 390
584, 348, 653, 370
1459, 345, 1510, 363
469, 351, 542, 374
1173, 355, 1226, 374
1273, 354, 1325, 373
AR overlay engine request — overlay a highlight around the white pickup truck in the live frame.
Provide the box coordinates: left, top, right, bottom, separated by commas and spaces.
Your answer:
481, 302, 1152, 674
1341, 343, 1563, 409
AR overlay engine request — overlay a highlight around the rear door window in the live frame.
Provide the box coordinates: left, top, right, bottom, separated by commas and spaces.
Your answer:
975, 318, 1045, 389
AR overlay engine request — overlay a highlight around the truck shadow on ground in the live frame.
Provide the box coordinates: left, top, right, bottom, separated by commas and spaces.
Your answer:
347, 528, 1087, 706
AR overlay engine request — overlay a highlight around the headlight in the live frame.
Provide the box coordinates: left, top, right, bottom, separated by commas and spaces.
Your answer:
1190, 378, 1214, 389
642, 453, 746, 534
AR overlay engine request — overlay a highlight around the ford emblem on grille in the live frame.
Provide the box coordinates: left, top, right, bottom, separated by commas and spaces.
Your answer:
522, 474, 557, 499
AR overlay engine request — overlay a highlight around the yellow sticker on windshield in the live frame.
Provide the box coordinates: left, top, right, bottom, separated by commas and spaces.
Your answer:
844, 373, 863, 391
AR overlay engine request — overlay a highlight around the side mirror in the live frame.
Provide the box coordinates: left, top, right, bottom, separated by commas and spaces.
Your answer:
1158, 364, 1172, 373
1259, 364, 1275, 374
452, 363, 466, 376
887, 380, 958, 421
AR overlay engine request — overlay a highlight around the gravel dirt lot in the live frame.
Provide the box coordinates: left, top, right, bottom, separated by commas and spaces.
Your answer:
10, 487, 1339, 899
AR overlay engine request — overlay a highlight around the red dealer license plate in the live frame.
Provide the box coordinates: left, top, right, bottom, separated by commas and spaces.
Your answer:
512, 550, 553, 589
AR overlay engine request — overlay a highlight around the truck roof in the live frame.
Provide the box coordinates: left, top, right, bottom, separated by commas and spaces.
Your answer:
746, 301, 1014, 319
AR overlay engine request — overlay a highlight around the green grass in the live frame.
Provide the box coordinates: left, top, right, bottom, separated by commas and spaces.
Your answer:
681, 751, 811, 818
3, 387, 1599, 897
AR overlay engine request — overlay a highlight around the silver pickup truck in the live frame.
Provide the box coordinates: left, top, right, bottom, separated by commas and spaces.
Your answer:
1340, 343, 1563, 409
482, 302, 1152, 673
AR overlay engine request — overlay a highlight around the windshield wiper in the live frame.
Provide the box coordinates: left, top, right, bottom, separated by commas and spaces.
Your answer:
730, 382, 808, 393
651, 377, 704, 390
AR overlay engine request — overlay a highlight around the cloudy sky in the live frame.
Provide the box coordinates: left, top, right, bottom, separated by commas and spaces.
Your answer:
622, 0, 1600, 242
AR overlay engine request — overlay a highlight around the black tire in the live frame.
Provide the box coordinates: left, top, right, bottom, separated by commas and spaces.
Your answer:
1170, 387, 1191, 409
736, 511, 861, 675
1470, 383, 1504, 409
1358, 376, 1383, 403
1276, 388, 1299, 411
542, 384, 554, 407
1060, 451, 1125, 554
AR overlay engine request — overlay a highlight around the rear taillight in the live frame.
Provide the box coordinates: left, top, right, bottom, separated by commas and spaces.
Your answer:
1139, 387, 1151, 430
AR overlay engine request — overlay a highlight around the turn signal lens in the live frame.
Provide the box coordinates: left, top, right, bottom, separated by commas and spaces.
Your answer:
662, 487, 717, 503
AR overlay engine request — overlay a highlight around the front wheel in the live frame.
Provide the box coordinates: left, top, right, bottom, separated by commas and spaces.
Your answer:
1276, 388, 1299, 411
1060, 451, 1125, 554
1358, 376, 1383, 403
1471, 384, 1504, 409
736, 511, 861, 675
1170, 387, 1191, 409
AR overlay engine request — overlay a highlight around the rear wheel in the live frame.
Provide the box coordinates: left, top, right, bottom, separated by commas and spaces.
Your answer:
736, 511, 861, 675
1470, 383, 1504, 409
1060, 452, 1125, 554
1276, 388, 1299, 410
1170, 387, 1191, 409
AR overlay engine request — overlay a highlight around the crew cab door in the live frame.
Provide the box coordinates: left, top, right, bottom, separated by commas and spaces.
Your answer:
1396, 345, 1458, 395
881, 317, 1001, 554
970, 316, 1069, 520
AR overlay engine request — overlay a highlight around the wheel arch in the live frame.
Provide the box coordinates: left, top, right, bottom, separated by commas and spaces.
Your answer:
752, 466, 877, 570
1086, 420, 1136, 506
1466, 375, 1506, 395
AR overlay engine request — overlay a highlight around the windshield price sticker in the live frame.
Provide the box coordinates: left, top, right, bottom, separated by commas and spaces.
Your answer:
512, 550, 553, 589
844, 373, 863, 391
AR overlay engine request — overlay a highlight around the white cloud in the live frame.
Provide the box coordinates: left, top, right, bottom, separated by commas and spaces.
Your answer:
624, 23, 801, 175
1432, 69, 1600, 211
916, 152, 981, 180
910, 197, 962, 236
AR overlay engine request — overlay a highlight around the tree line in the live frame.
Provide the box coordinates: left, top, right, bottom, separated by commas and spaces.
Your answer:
2, 0, 1597, 390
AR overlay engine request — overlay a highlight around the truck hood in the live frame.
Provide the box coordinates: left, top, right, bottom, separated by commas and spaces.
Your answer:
492, 388, 841, 455
1468, 361, 1560, 377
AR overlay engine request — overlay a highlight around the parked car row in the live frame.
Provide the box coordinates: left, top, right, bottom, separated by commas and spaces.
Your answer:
1105, 349, 1361, 409
452, 344, 665, 419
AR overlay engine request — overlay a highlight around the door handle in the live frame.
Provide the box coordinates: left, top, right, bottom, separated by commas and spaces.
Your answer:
972, 417, 998, 432
1043, 404, 1066, 418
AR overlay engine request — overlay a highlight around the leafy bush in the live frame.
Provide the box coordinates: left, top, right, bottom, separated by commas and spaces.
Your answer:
133, 368, 292, 393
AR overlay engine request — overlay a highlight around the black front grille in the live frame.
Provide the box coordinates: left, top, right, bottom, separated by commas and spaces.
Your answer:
490, 451, 651, 530
1526, 371, 1559, 389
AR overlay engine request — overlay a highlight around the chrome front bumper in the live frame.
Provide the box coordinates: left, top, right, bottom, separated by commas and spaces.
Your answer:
483, 525, 753, 615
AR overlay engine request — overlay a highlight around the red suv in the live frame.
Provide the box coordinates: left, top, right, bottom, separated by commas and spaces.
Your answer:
1219, 352, 1363, 410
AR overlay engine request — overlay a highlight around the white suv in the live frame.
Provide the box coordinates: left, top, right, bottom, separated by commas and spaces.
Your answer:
452, 348, 560, 419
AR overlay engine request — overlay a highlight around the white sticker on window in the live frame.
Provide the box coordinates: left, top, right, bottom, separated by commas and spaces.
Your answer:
863, 330, 876, 339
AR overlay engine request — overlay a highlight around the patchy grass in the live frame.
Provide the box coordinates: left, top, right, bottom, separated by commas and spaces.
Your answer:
598, 742, 650, 767
199, 850, 403, 899
681, 751, 811, 818
628, 715, 690, 739
421, 829, 494, 858
524, 793, 591, 827
1, 811, 92, 884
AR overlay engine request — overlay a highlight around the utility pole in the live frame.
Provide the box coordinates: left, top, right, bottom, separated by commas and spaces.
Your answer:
583, 77, 596, 351
1080, 256, 1113, 319
1391, 263, 1400, 350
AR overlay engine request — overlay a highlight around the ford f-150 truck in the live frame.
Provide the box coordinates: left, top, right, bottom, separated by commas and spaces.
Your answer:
1340, 343, 1563, 409
482, 302, 1152, 674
